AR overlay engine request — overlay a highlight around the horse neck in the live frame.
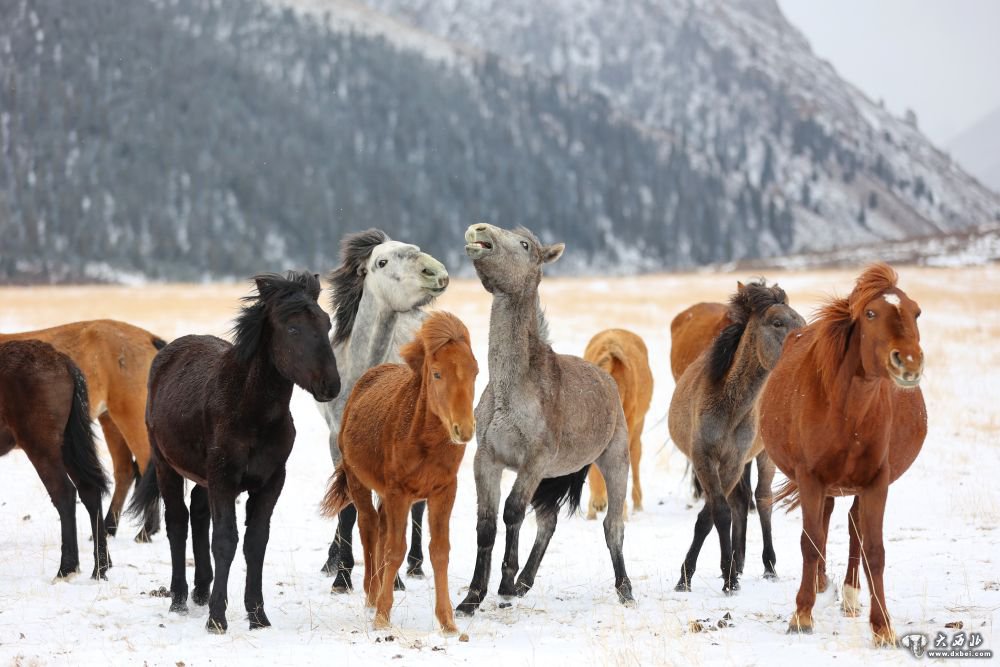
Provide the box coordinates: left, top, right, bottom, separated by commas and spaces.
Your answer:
408, 366, 445, 446
721, 320, 770, 410
339, 289, 426, 380
226, 342, 293, 419
825, 324, 893, 424
488, 291, 545, 399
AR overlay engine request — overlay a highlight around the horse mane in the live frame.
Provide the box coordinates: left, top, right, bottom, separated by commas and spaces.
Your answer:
707, 279, 788, 383
400, 311, 470, 371
810, 262, 898, 391
327, 229, 389, 347
231, 271, 321, 362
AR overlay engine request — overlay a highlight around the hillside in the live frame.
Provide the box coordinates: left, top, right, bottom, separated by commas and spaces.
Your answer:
1, 0, 998, 282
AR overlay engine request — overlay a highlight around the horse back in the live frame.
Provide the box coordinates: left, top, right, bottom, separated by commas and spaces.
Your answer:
0, 340, 76, 455
553, 353, 622, 466
670, 302, 732, 381
584, 329, 653, 429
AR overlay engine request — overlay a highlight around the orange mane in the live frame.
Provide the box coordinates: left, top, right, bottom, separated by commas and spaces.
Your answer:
810, 263, 899, 391
401, 311, 471, 370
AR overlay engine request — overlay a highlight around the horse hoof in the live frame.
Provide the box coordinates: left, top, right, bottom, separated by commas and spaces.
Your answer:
331, 571, 353, 592
455, 599, 479, 617
407, 564, 425, 579
440, 622, 460, 637
91, 568, 109, 581
724, 580, 740, 595
192, 587, 210, 606
248, 608, 271, 630
393, 575, 406, 591
674, 580, 691, 593
763, 570, 778, 581
169, 600, 189, 615
513, 581, 532, 598
206, 617, 227, 634
787, 613, 813, 634
373, 614, 391, 630
871, 627, 897, 648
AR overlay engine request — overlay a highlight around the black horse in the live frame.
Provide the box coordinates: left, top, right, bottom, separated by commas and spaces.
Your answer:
129, 271, 340, 633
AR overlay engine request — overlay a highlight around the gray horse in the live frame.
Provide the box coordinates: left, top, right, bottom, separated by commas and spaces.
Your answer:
317, 229, 449, 592
669, 280, 804, 593
457, 223, 634, 615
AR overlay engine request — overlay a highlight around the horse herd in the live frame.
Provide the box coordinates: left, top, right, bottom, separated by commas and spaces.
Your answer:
0, 223, 926, 647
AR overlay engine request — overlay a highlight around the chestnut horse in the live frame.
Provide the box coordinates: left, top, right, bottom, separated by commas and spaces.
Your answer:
0, 320, 167, 541
129, 272, 340, 633
758, 263, 926, 644
0, 340, 111, 579
669, 281, 803, 593
584, 329, 653, 519
322, 312, 477, 634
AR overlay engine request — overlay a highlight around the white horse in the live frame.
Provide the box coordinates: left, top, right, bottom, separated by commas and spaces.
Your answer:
317, 229, 449, 593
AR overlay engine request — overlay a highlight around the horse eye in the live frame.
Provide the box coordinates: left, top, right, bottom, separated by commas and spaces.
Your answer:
433, 371, 442, 380
915, 311, 922, 319
519, 240, 529, 250
377, 259, 388, 269
287, 326, 299, 335
866, 310, 876, 320
772, 319, 783, 328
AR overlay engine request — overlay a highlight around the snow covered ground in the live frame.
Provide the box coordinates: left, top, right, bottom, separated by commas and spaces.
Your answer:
1, 266, 997, 666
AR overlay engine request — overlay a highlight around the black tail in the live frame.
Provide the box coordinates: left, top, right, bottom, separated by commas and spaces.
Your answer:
687, 460, 704, 500
151, 336, 168, 351
126, 456, 161, 527
61, 364, 110, 496
531, 465, 590, 519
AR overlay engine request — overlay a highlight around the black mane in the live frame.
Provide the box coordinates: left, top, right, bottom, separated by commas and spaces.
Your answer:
231, 270, 322, 362
706, 280, 788, 383
327, 229, 389, 347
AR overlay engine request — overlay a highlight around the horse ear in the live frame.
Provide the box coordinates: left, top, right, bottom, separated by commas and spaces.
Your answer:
400, 339, 425, 374
737, 281, 746, 292
356, 263, 368, 278
255, 275, 275, 296
542, 243, 565, 264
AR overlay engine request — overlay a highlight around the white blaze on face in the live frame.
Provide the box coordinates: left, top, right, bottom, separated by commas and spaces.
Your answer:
883, 292, 901, 310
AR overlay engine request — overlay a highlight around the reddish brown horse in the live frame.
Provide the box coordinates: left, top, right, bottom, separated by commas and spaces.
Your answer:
322, 312, 477, 635
0, 340, 111, 579
0, 320, 166, 541
583, 329, 653, 519
670, 302, 733, 378
758, 263, 926, 644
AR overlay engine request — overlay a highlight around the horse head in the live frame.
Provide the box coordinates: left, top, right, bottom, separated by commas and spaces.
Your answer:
328, 230, 449, 346
464, 223, 564, 296
401, 312, 478, 444
848, 263, 924, 388
241, 271, 341, 401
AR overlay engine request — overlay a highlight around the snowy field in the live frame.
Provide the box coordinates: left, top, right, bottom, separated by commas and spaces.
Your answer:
0, 266, 998, 666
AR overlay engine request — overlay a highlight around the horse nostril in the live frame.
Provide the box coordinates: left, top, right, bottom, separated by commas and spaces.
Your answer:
439, 275, 450, 288
891, 350, 903, 369
451, 424, 461, 440
475, 225, 487, 232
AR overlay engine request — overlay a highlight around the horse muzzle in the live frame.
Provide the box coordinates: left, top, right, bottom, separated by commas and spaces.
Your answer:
888, 348, 923, 388
450, 421, 475, 445
465, 225, 495, 259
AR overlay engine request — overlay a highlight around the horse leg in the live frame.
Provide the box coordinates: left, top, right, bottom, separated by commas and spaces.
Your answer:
843, 496, 863, 617
497, 468, 546, 599
345, 474, 379, 607
158, 462, 190, 614
755, 451, 777, 579
512, 505, 557, 598
427, 485, 459, 635
243, 467, 285, 630
406, 500, 425, 578
206, 486, 239, 634
817, 497, 835, 593
596, 420, 634, 604
66, 461, 111, 580
788, 474, 827, 634
327, 505, 357, 592
374, 495, 409, 630
108, 407, 159, 542
97, 415, 132, 538
697, 456, 738, 593
859, 476, 894, 646
23, 444, 80, 578
728, 475, 750, 578
456, 453, 503, 615
675, 503, 712, 592
586, 466, 608, 520
629, 419, 644, 512
189, 485, 213, 606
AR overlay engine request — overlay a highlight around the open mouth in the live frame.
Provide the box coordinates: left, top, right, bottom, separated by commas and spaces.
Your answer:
470, 240, 492, 250
890, 373, 921, 389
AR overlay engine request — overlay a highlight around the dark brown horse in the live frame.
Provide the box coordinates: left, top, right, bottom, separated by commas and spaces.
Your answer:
669, 281, 803, 593
322, 312, 477, 635
129, 272, 340, 633
0, 320, 167, 541
758, 263, 926, 644
0, 340, 111, 579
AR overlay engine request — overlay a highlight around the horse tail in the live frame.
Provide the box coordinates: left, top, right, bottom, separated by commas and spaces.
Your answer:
594, 341, 630, 379
531, 464, 590, 519
686, 460, 704, 500
126, 453, 161, 525
773, 478, 801, 512
151, 336, 168, 351
320, 467, 351, 518
61, 364, 110, 497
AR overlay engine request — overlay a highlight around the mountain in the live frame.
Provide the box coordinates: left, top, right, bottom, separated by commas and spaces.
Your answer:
1, 0, 997, 283
949, 106, 1000, 193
